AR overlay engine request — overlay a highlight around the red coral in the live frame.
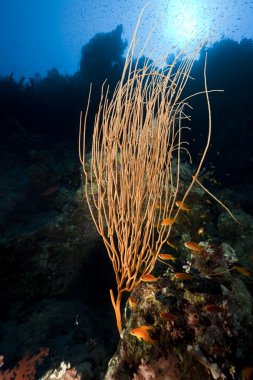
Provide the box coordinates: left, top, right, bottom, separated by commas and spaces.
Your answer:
0, 347, 49, 380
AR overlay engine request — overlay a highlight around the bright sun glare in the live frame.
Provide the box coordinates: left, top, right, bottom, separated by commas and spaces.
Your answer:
164, 0, 209, 46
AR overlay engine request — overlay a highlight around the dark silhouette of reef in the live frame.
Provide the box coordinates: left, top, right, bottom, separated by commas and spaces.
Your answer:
0, 24, 126, 146
183, 38, 253, 188
1, 34, 253, 187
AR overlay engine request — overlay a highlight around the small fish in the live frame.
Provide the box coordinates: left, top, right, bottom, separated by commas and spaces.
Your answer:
197, 227, 205, 236
161, 218, 175, 226
141, 274, 158, 282
184, 241, 203, 253
130, 326, 157, 345
160, 311, 178, 322
241, 367, 253, 380
175, 201, 191, 213
174, 272, 193, 280
205, 199, 212, 205
204, 304, 223, 313
155, 201, 165, 210
41, 184, 59, 197
210, 344, 230, 355
233, 266, 251, 277
0, 354, 4, 368
158, 253, 177, 262
167, 241, 177, 250
209, 179, 220, 185
128, 297, 137, 309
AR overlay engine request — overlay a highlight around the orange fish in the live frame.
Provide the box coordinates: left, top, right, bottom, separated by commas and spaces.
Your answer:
128, 297, 137, 309
184, 241, 203, 253
233, 266, 251, 277
197, 227, 205, 236
174, 272, 193, 280
204, 304, 223, 313
158, 253, 177, 262
141, 274, 158, 282
161, 218, 175, 226
0, 354, 4, 368
167, 241, 178, 250
210, 344, 230, 355
241, 367, 253, 380
175, 201, 191, 213
130, 326, 156, 345
160, 311, 178, 322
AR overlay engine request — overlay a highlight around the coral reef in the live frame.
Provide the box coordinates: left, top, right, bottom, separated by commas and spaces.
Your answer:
1, 130, 253, 379
0, 141, 117, 379
105, 238, 253, 380
0, 348, 48, 380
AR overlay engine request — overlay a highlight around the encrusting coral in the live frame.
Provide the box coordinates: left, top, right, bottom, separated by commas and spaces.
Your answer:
104, 237, 253, 380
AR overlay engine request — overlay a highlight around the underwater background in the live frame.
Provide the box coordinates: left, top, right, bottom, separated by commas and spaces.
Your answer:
1, 1, 253, 379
